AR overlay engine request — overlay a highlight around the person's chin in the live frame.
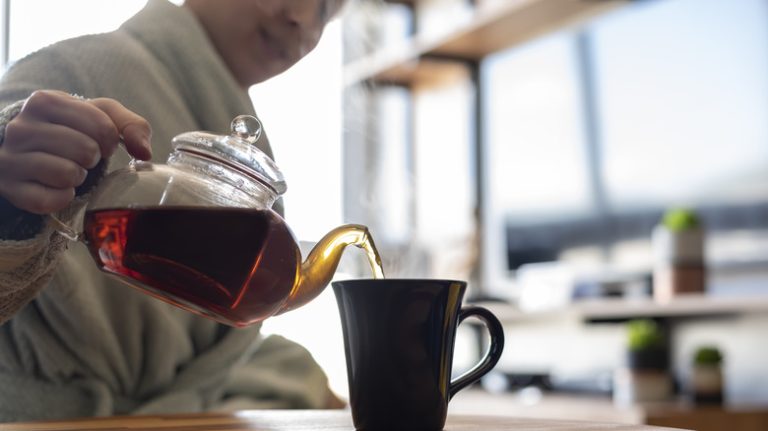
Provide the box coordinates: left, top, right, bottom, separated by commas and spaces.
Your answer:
238, 67, 273, 87
260, 65, 292, 82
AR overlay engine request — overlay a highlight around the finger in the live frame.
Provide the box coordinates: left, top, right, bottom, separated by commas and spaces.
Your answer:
88, 98, 152, 161
3, 119, 102, 169
0, 152, 88, 190
20, 90, 122, 159
0, 180, 75, 215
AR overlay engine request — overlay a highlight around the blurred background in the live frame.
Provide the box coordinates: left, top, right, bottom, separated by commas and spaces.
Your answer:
3, 0, 767, 430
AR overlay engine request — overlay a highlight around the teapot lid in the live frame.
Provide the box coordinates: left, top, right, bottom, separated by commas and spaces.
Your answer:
171, 115, 287, 195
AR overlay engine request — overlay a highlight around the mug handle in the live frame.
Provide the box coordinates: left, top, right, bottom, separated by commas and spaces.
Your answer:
448, 305, 505, 399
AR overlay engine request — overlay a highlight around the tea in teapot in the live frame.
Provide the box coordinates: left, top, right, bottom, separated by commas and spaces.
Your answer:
53, 115, 384, 327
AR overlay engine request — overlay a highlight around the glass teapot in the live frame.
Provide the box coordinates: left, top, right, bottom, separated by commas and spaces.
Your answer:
52, 115, 383, 328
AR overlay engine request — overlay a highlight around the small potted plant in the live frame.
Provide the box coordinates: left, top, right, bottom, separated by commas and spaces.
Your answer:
614, 319, 672, 406
690, 345, 724, 404
652, 207, 706, 302
627, 319, 668, 370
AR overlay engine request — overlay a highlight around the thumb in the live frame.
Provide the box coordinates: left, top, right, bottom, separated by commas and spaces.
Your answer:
121, 122, 153, 161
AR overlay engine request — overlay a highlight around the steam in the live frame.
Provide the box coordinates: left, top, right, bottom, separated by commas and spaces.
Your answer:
338, 0, 479, 282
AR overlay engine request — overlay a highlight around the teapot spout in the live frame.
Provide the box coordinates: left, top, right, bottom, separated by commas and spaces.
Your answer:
276, 224, 383, 315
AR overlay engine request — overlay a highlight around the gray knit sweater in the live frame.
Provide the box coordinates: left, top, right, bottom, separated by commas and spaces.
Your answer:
0, 0, 329, 422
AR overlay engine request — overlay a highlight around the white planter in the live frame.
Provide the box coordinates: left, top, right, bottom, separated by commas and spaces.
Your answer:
652, 224, 706, 302
690, 364, 724, 403
652, 224, 704, 264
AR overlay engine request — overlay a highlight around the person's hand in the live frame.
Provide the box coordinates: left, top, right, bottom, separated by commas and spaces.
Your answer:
0, 90, 152, 215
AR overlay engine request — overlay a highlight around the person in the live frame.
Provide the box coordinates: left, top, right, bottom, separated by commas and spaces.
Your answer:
0, 0, 346, 422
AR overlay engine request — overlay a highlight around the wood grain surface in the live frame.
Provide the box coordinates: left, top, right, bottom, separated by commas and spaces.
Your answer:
0, 410, 690, 431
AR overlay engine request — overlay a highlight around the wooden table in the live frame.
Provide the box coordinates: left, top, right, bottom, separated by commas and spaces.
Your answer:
0, 410, 690, 430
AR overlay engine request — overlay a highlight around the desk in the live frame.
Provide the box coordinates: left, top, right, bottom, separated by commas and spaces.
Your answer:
0, 410, 689, 430
451, 389, 768, 431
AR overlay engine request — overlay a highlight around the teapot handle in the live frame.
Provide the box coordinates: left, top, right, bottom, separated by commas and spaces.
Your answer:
48, 214, 81, 242
48, 139, 137, 243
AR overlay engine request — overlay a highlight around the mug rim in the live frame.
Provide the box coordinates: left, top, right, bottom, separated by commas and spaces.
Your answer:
331, 278, 467, 286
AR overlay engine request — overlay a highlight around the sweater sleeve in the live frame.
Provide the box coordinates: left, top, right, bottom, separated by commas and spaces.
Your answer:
216, 334, 335, 410
0, 101, 68, 323
0, 43, 118, 323
0, 110, 107, 325
0, 100, 46, 240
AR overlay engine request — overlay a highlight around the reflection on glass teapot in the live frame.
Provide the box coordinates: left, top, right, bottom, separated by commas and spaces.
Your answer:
51, 115, 384, 327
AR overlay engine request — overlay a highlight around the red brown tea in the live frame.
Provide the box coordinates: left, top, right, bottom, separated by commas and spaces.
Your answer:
83, 206, 300, 327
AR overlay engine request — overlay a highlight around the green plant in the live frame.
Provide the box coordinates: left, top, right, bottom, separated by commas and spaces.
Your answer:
626, 319, 664, 351
662, 207, 700, 232
693, 346, 723, 365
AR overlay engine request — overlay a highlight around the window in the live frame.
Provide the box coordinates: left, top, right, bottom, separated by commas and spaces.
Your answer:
480, 32, 594, 294
481, 0, 768, 297
6, 0, 177, 65
250, 21, 344, 242
483, 34, 592, 221
592, 0, 768, 211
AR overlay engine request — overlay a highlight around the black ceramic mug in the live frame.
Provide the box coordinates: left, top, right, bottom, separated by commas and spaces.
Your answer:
332, 279, 505, 431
